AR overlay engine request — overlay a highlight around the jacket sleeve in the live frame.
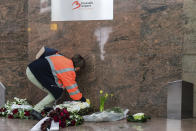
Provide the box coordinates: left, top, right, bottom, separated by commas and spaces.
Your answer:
61, 77, 83, 101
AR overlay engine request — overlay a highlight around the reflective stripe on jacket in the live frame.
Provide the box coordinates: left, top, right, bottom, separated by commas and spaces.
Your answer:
45, 54, 82, 100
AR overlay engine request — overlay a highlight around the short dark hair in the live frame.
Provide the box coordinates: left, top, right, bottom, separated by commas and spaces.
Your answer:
72, 54, 85, 69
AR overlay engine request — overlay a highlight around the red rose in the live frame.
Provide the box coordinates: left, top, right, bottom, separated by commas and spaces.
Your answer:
49, 112, 55, 117
61, 116, 66, 122
63, 109, 69, 115
53, 115, 59, 122
0, 108, 4, 112
65, 113, 70, 119
55, 108, 61, 112
70, 120, 76, 126
2, 108, 6, 112
24, 111, 30, 116
59, 120, 66, 128
41, 111, 45, 116
8, 114, 14, 119
60, 112, 64, 117
59, 120, 61, 127
12, 109, 18, 114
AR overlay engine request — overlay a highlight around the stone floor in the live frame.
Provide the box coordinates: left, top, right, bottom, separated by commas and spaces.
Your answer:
0, 118, 196, 131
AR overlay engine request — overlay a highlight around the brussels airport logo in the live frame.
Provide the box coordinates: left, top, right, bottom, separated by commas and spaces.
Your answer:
72, 1, 81, 10
72, 0, 94, 10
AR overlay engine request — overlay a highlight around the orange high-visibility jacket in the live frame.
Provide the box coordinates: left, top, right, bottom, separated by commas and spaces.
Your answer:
45, 54, 82, 100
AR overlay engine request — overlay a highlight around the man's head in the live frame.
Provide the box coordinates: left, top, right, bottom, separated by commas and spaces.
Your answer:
72, 54, 85, 72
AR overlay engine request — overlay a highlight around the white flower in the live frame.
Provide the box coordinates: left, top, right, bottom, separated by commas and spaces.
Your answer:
55, 101, 89, 113
133, 113, 145, 120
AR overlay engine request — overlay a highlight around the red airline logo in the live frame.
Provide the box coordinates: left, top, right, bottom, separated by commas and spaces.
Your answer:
72, 1, 81, 10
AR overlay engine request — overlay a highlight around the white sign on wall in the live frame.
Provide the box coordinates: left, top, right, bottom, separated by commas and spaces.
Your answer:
51, 0, 113, 21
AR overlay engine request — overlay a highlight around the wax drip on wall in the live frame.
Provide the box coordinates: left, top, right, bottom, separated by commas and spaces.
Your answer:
40, 0, 51, 13
94, 27, 112, 60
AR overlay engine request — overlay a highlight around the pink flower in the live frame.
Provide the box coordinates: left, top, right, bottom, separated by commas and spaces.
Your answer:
24, 111, 30, 116
12, 109, 18, 114
8, 114, 14, 119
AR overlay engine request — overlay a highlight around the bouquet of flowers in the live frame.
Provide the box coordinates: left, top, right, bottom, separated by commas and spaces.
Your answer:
0, 97, 32, 119
127, 113, 151, 122
31, 101, 93, 131
41, 108, 84, 131
55, 101, 90, 113
99, 90, 113, 112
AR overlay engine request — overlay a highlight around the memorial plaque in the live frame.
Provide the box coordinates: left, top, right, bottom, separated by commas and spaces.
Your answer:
167, 80, 193, 119
0, 82, 5, 107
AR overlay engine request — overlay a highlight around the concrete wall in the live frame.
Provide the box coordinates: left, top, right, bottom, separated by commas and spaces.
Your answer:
182, 0, 196, 117
0, 0, 29, 100
27, 0, 184, 117
2, 0, 194, 117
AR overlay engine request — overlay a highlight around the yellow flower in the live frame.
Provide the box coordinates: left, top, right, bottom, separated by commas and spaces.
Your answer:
100, 90, 103, 94
86, 99, 90, 105
105, 93, 109, 97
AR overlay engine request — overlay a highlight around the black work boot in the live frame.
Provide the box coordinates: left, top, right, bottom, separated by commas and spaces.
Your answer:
31, 109, 43, 120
